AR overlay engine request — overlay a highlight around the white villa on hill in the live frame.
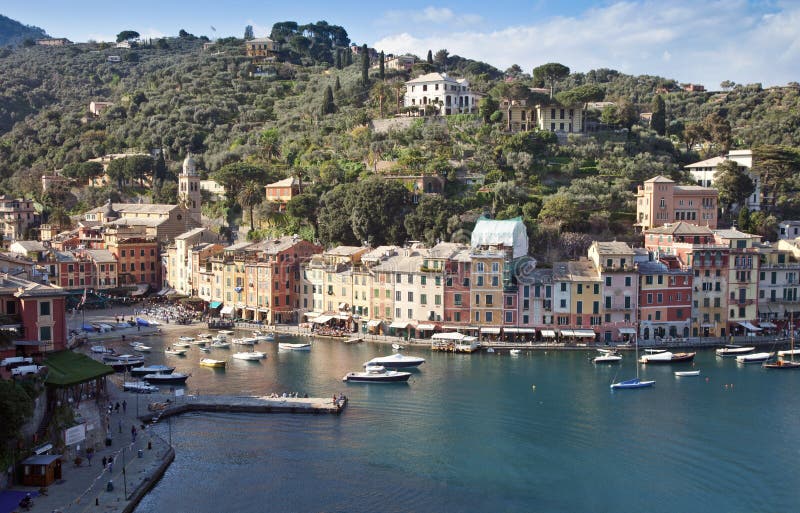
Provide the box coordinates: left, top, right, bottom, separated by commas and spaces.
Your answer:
403, 73, 476, 115
686, 150, 759, 210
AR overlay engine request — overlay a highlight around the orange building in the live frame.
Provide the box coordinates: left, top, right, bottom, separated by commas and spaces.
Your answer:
264, 177, 301, 212
636, 176, 718, 230
106, 236, 160, 290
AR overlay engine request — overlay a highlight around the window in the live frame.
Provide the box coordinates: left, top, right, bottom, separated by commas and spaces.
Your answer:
576, 301, 583, 314
492, 262, 499, 273
395, 291, 401, 301
421, 276, 427, 285
492, 276, 499, 287
39, 326, 52, 341
454, 293, 462, 306
39, 301, 51, 317
476, 262, 484, 272
407, 292, 414, 302
477, 276, 484, 286
486, 295, 493, 306
560, 283, 567, 292
625, 276, 631, 287
577, 284, 583, 294
560, 299, 567, 308
485, 312, 493, 323
505, 311, 513, 323
435, 295, 441, 305
420, 294, 427, 305
475, 294, 480, 305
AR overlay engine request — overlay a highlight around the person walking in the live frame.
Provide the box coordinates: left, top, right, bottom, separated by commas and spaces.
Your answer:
122, 400, 127, 413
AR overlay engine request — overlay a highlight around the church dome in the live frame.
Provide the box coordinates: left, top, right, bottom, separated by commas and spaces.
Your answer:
182, 153, 197, 176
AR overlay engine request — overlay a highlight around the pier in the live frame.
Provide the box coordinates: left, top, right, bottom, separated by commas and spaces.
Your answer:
139, 394, 347, 422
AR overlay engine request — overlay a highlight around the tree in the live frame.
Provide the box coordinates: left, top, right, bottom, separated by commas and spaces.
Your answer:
321, 85, 336, 115
702, 112, 732, 153
555, 84, 604, 105
378, 51, 385, 80
478, 96, 499, 123
682, 122, 707, 151
714, 160, 754, 215
651, 94, 666, 135
532, 62, 570, 98
116, 30, 140, 43
737, 206, 751, 231
211, 162, 277, 196
334, 75, 341, 92
360, 44, 369, 86
0, 380, 34, 462
426, 50, 433, 64
753, 145, 800, 211
720, 80, 736, 91
433, 49, 449, 68
286, 193, 319, 230
404, 195, 455, 246
238, 182, 263, 231
61, 161, 104, 181
244, 25, 254, 40
258, 128, 281, 161
538, 192, 582, 230
335, 49, 342, 69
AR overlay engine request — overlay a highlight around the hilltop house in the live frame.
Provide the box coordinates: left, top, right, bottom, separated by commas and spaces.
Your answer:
404, 73, 476, 116
498, 96, 585, 134
635, 176, 719, 230
685, 150, 759, 211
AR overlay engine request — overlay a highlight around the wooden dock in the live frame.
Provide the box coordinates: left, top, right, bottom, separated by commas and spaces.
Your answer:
139, 394, 347, 422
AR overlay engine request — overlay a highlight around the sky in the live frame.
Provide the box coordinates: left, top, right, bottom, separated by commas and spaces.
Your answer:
3, 0, 799, 87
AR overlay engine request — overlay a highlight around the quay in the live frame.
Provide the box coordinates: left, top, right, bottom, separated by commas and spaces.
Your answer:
139, 394, 347, 422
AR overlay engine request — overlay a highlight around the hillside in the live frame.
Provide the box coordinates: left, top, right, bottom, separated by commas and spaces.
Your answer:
0, 27, 798, 259
0, 14, 47, 47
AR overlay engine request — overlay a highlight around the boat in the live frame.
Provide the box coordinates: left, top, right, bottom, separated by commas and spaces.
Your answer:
165, 347, 187, 356
675, 370, 701, 377
232, 351, 267, 361
130, 365, 175, 377
486, 347, 495, 353
103, 354, 145, 371
345, 337, 363, 344
765, 315, 800, 369
593, 352, 622, 364
210, 340, 231, 349
252, 331, 274, 342
510, 349, 521, 356
736, 352, 773, 364
392, 343, 404, 351
232, 337, 257, 346
716, 345, 756, 357
90, 345, 114, 354
639, 350, 696, 364
217, 330, 234, 338
173, 341, 191, 348
343, 365, 411, 383
189, 339, 206, 346
143, 372, 190, 384
777, 349, 800, 357
197, 333, 212, 339
199, 358, 226, 368
200, 346, 211, 352
279, 342, 312, 351
611, 337, 655, 390
123, 382, 159, 393
364, 353, 425, 369
132, 344, 152, 352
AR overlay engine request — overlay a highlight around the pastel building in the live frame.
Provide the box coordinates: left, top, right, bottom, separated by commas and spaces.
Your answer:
635, 176, 719, 230
404, 73, 476, 116
686, 150, 759, 211
588, 241, 638, 342
637, 256, 693, 342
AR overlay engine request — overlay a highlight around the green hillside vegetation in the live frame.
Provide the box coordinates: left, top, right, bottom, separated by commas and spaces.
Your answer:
0, 22, 798, 260
0, 14, 47, 47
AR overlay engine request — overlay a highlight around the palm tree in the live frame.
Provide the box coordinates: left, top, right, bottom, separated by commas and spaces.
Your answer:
238, 182, 263, 232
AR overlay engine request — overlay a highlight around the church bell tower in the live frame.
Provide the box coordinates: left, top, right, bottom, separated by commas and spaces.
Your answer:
178, 153, 201, 224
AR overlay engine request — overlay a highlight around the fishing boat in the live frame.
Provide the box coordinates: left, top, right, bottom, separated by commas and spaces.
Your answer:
232, 351, 267, 361
179, 336, 195, 342
675, 370, 701, 377
165, 347, 187, 356
343, 365, 411, 383
130, 365, 175, 377
639, 349, 696, 364
716, 345, 756, 357
765, 315, 800, 369
199, 358, 226, 368
364, 353, 425, 369
103, 354, 145, 371
611, 338, 655, 390
736, 352, 774, 364
279, 342, 312, 351
123, 382, 159, 394
143, 372, 190, 384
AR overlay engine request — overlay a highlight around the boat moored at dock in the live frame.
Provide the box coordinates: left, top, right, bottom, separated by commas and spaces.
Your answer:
736, 352, 773, 364
343, 365, 411, 383
364, 353, 425, 369
123, 382, 159, 394
639, 350, 696, 364
279, 342, 311, 351
143, 372, 190, 384
716, 345, 755, 357
130, 365, 175, 377
233, 351, 267, 361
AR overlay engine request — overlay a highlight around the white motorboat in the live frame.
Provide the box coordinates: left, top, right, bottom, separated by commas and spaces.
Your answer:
675, 370, 701, 377
200, 346, 211, 352
197, 333, 212, 339
217, 330, 234, 338
364, 353, 425, 369
165, 347, 187, 356
639, 350, 695, 364
716, 345, 756, 357
132, 344, 152, 352
279, 342, 311, 351
210, 340, 231, 349
343, 365, 411, 383
91, 345, 114, 354
123, 382, 159, 393
509, 349, 521, 356
130, 365, 175, 377
736, 352, 774, 364
179, 336, 195, 342
593, 352, 622, 364
233, 337, 257, 346
143, 372, 190, 384
392, 343, 404, 350
777, 348, 800, 357
173, 341, 191, 348
232, 351, 267, 361
252, 331, 274, 342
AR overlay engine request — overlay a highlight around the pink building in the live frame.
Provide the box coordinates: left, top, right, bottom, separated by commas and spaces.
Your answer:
635, 176, 718, 230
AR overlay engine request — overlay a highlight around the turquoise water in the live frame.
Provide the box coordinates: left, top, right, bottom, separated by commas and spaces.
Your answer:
128, 333, 800, 512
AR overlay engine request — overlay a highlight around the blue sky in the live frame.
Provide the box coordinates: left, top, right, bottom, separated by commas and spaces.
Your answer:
3, 1, 798, 87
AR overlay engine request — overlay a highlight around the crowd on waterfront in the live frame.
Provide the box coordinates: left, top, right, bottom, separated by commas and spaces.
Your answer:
134, 303, 200, 325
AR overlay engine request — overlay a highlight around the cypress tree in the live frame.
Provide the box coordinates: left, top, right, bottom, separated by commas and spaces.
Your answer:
651, 94, 666, 136
427, 49, 433, 64
322, 85, 336, 115
346, 49, 353, 66
334, 75, 341, 91
335, 50, 342, 69
379, 51, 385, 79
361, 44, 369, 86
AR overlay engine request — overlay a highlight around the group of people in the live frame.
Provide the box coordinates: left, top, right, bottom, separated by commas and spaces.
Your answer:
267, 392, 309, 398
134, 303, 199, 325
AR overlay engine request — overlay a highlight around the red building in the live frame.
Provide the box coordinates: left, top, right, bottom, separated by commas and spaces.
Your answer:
637, 256, 693, 342
106, 237, 160, 290
0, 274, 68, 360
49, 251, 94, 291
443, 249, 472, 327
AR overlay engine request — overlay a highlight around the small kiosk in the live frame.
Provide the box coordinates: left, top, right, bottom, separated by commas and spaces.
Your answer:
19, 454, 62, 486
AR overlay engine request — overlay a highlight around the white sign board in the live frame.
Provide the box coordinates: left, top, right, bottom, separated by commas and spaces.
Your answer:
175, 388, 185, 397
64, 423, 86, 445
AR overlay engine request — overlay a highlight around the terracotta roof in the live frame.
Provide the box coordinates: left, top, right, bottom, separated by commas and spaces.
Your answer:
644, 176, 675, 183
646, 222, 714, 236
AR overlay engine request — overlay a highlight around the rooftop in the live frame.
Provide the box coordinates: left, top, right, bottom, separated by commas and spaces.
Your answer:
646, 222, 714, 237
83, 249, 116, 263
246, 236, 308, 255
644, 176, 675, 183
686, 156, 726, 168
324, 246, 365, 257
553, 260, 600, 281
85, 203, 178, 215
265, 176, 300, 188
592, 241, 635, 256
406, 72, 463, 85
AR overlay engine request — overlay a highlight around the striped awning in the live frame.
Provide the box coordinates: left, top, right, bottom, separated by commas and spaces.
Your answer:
541, 330, 557, 338
504, 328, 536, 334
481, 327, 501, 334
416, 324, 436, 331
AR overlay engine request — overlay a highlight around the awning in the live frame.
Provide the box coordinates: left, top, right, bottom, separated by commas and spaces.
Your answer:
338, 302, 348, 309
541, 330, 557, 338
701, 323, 714, 328
220, 306, 234, 315
573, 329, 596, 337
618, 327, 637, 335
481, 327, 501, 334
304, 312, 322, 318
258, 308, 269, 313
416, 323, 435, 331
738, 321, 761, 331
367, 320, 382, 327
335, 314, 351, 320
389, 320, 411, 329
131, 284, 149, 297
442, 325, 466, 330
504, 328, 536, 334
759, 321, 777, 328
432, 332, 468, 341
313, 315, 334, 324
209, 301, 222, 309
157, 288, 174, 296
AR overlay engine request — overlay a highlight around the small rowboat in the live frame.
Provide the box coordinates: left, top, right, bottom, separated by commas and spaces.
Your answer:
165, 348, 187, 356
199, 358, 226, 368
675, 370, 701, 377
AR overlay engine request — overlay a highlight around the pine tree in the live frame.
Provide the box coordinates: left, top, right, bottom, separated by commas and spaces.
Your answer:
379, 51, 385, 80
427, 50, 433, 64
322, 85, 336, 115
651, 94, 666, 136
361, 44, 369, 87
334, 75, 341, 92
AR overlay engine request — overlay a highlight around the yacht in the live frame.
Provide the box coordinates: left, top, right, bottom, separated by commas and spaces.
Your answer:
102, 354, 145, 371
736, 352, 774, 364
364, 353, 425, 369
639, 350, 695, 364
279, 342, 312, 351
232, 351, 267, 361
593, 351, 622, 364
233, 337, 257, 346
165, 347, 187, 356
343, 365, 411, 383
173, 341, 191, 348
211, 340, 231, 349
716, 345, 756, 357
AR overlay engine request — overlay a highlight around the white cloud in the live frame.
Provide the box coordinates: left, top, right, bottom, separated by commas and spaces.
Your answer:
372, 0, 800, 87
380, 5, 483, 27
86, 33, 115, 43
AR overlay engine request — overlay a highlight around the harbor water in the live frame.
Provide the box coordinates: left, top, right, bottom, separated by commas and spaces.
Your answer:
129, 333, 800, 512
